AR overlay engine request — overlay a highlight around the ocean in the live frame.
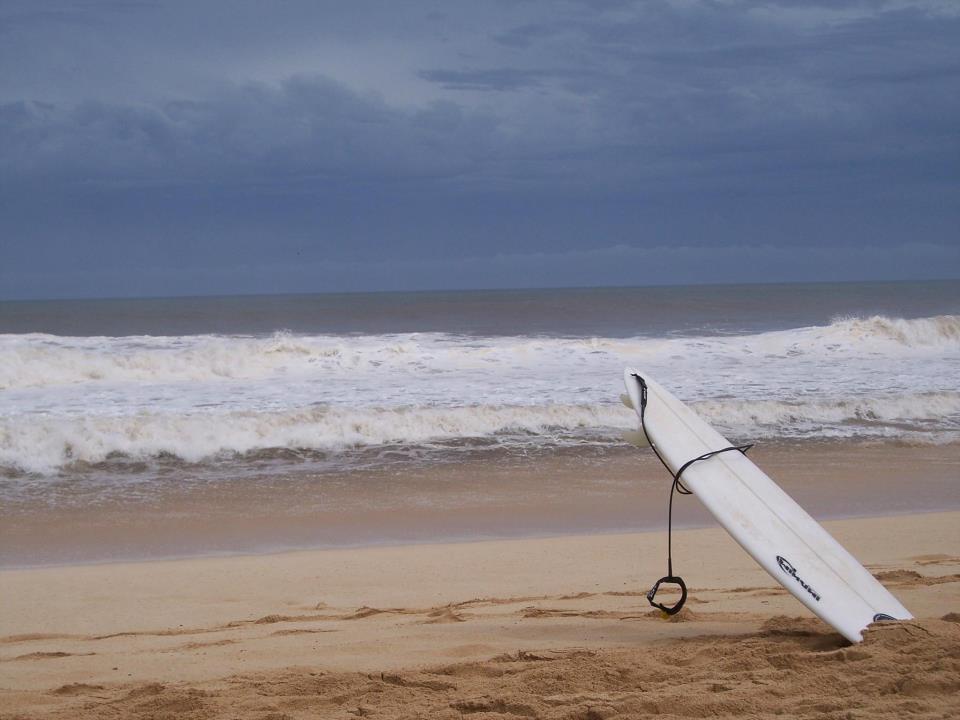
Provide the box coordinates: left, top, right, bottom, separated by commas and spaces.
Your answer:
2, 280, 959, 565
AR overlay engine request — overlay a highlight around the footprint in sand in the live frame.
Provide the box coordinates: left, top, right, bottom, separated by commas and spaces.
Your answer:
421, 608, 469, 624
13, 651, 95, 661
52, 683, 105, 696
912, 554, 960, 567
873, 569, 960, 587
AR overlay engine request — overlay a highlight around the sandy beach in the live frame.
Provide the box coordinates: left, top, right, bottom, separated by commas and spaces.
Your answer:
2, 510, 958, 719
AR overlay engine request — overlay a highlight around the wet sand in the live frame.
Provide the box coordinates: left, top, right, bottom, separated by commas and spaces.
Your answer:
1, 512, 959, 719
3, 441, 959, 567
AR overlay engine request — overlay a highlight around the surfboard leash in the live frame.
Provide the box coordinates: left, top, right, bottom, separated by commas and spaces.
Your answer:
631, 373, 753, 616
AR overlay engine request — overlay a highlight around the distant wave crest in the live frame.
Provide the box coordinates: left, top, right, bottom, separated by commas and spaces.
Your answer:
1, 314, 957, 390
824, 314, 960, 347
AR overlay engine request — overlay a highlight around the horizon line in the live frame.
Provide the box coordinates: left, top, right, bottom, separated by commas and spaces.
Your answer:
3, 276, 959, 305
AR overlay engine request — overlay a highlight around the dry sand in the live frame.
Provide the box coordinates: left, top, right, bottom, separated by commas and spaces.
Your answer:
1, 511, 959, 719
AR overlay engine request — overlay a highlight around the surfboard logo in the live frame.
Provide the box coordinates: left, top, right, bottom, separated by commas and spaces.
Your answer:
776, 555, 821, 602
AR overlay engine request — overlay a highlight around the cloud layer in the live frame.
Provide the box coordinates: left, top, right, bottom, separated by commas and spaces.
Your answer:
1, 0, 958, 298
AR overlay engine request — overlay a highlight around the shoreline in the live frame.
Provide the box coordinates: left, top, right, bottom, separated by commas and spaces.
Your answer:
4, 505, 960, 573
4, 439, 959, 568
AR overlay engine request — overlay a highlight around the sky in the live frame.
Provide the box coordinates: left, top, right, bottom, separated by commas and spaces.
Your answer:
1, 0, 958, 299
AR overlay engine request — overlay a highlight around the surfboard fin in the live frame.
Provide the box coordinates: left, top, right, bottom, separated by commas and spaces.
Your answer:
622, 429, 649, 448
619, 393, 634, 410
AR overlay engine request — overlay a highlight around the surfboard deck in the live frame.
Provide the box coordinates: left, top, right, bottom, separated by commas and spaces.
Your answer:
623, 369, 911, 643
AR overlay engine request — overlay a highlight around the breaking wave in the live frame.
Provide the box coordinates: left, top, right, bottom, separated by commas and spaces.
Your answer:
1, 314, 958, 475
3, 393, 958, 475
697, 392, 960, 436
0, 404, 627, 474
1, 314, 958, 390
824, 314, 960, 347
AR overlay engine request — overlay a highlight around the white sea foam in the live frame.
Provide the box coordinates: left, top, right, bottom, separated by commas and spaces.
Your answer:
696, 393, 960, 435
1, 314, 958, 390
824, 314, 960, 347
1, 315, 958, 474
0, 404, 626, 474
2, 393, 958, 475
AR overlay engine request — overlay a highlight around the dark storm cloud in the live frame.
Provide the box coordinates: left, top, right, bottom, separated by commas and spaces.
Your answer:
0, 0, 958, 299
1, 77, 498, 185
417, 68, 559, 92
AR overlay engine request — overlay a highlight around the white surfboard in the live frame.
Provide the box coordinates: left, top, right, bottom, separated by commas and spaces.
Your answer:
623, 369, 911, 643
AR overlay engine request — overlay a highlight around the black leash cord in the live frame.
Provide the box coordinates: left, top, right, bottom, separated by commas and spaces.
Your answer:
632, 374, 752, 615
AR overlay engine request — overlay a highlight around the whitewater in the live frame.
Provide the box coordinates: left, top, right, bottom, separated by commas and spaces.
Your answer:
1, 314, 958, 476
